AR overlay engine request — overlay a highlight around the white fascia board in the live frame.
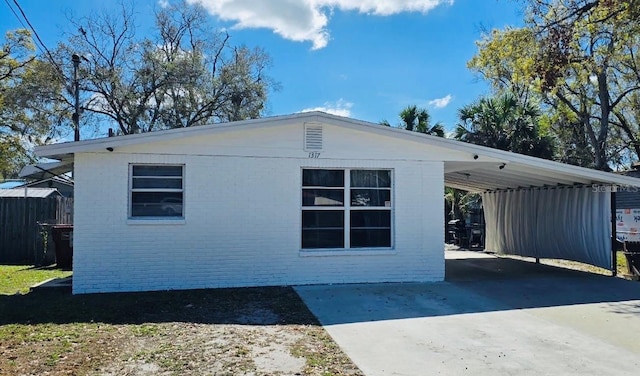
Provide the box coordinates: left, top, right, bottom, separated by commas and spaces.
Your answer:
35, 111, 640, 188
332, 116, 640, 187
35, 112, 317, 159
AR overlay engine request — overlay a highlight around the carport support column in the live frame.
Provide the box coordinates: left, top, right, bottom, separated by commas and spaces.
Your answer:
611, 188, 617, 277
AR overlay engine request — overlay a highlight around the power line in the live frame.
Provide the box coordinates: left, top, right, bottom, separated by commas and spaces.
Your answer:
2, 0, 28, 31
7, 0, 70, 81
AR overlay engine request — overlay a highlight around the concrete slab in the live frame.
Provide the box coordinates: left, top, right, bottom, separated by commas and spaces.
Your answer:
32, 276, 72, 289
296, 252, 640, 376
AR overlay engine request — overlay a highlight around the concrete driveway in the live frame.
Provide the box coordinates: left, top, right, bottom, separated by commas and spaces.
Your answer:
295, 251, 640, 376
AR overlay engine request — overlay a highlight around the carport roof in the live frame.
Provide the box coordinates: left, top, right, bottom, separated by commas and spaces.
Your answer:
35, 111, 640, 192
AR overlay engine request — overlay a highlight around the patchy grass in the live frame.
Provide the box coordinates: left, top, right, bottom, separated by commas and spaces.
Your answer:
292, 326, 362, 376
0, 283, 363, 376
0, 265, 72, 295
617, 251, 632, 277
508, 251, 635, 279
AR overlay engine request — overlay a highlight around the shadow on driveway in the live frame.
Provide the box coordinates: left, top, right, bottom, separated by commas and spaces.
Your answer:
296, 254, 640, 326
295, 254, 640, 376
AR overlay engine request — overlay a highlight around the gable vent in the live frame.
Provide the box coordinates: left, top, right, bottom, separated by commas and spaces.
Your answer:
304, 124, 323, 151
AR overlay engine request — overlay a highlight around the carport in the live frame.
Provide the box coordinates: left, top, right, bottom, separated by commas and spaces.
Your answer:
441, 147, 640, 272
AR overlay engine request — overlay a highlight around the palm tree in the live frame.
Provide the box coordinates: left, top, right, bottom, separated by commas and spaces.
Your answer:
382, 105, 445, 137
455, 93, 554, 159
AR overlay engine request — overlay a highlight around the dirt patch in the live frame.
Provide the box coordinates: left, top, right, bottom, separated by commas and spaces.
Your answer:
101, 322, 306, 375
0, 286, 364, 376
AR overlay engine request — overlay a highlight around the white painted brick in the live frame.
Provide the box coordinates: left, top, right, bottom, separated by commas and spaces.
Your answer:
71, 123, 446, 294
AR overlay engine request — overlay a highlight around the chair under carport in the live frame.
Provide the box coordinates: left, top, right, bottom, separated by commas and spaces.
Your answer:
443, 155, 640, 275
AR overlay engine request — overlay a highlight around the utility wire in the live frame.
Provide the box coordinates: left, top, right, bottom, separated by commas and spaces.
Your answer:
3, 0, 28, 31
7, 0, 70, 82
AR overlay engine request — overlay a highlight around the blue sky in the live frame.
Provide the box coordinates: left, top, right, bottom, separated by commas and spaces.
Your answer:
1, 0, 524, 136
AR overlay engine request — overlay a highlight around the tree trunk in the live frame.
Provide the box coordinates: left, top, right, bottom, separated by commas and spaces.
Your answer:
596, 71, 611, 170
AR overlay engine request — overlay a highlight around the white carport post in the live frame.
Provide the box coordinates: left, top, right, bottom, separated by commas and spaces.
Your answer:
610, 186, 617, 277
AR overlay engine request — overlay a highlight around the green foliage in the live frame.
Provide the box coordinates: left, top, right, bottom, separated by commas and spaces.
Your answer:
469, 0, 640, 170
383, 105, 445, 136
468, 27, 538, 97
455, 92, 555, 159
444, 187, 481, 220
0, 135, 32, 179
0, 30, 66, 178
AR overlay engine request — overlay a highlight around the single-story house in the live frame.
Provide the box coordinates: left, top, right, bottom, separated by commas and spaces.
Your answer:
35, 112, 640, 294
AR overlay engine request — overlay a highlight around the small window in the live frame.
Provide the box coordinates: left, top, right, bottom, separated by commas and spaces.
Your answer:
130, 165, 184, 218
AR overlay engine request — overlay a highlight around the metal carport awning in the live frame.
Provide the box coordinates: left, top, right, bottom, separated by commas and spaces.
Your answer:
444, 161, 614, 192
443, 158, 640, 272
19, 161, 74, 181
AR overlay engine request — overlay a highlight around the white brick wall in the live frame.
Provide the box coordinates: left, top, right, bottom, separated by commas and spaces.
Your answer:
72, 122, 445, 293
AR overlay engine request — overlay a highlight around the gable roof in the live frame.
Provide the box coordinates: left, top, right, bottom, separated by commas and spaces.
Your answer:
35, 111, 640, 192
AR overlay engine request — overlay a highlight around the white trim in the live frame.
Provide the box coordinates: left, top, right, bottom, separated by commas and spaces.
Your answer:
299, 249, 397, 257
128, 163, 185, 220
301, 167, 393, 251
35, 111, 640, 190
126, 219, 186, 225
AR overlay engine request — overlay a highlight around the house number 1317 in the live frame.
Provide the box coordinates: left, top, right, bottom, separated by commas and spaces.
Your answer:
308, 152, 321, 158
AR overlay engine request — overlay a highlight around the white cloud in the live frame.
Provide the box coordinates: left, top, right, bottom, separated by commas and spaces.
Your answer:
158, 0, 170, 8
428, 94, 452, 109
300, 99, 353, 117
188, 0, 453, 49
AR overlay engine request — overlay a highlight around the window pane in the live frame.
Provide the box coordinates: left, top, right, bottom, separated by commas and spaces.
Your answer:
351, 210, 391, 228
302, 210, 344, 228
131, 192, 183, 217
302, 189, 344, 206
350, 170, 391, 188
132, 177, 182, 189
351, 189, 391, 207
133, 165, 183, 177
350, 229, 391, 248
302, 169, 344, 187
302, 229, 344, 248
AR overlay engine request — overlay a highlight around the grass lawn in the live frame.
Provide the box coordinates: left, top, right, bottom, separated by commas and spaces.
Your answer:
617, 251, 630, 276
531, 251, 635, 278
0, 267, 363, 376
0, 265, 72, 295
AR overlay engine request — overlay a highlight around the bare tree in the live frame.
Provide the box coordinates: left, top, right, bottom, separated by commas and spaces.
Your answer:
57, 0, 276, 135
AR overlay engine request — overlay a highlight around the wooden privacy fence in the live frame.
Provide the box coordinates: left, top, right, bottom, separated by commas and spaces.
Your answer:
0, 196, 73, 265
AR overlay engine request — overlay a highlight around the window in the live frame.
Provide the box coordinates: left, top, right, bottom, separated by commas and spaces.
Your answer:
130, 165, 184, 218
302, 169, 392, 249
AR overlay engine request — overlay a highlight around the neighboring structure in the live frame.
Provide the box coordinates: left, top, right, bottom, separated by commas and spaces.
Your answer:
0, 188, 68, 265
23, 177, 74, 198
0, 177, 73, 198
35, 112, 640, 294
0, 187, 61, 198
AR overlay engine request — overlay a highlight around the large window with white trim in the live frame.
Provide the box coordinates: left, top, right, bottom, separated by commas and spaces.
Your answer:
302, 168, 392, 249
130, 164, 184, 218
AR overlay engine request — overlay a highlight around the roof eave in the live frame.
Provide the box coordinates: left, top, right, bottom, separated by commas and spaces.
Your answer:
34, 111, 640, 189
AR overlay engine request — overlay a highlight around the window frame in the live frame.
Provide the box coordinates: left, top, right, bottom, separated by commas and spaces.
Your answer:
128, 164, 185, 220
301, 168, 393, 251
